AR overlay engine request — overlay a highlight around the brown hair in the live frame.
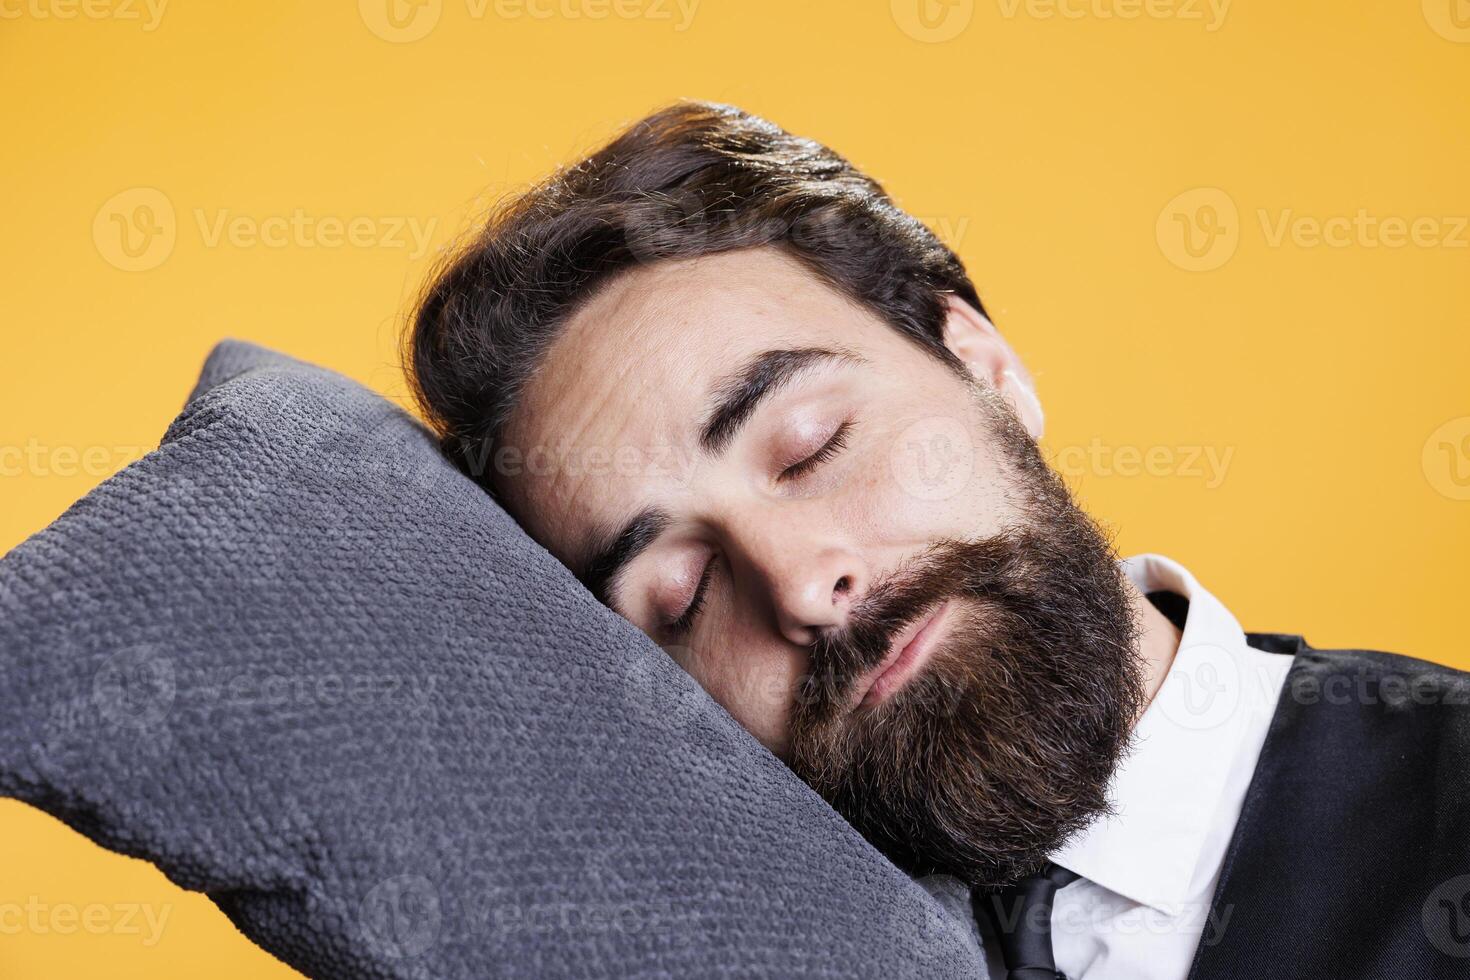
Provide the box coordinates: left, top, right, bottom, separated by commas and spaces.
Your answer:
405, 99, 986, 487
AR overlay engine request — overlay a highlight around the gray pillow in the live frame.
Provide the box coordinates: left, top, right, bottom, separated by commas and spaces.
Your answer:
0, 340, 986, 979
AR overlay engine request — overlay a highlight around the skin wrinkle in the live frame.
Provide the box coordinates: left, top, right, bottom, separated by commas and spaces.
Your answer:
503, 262, 704, 553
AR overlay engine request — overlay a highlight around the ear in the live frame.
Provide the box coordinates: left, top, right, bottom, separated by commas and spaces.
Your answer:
939, 294, 1045, 439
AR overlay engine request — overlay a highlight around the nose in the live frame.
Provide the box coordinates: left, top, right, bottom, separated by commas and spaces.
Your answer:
736, 526, 867, 647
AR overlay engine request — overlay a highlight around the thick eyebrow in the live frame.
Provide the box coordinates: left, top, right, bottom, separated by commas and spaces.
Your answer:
698, 346, 865, 456
578, 507, 672, 608
578, 345, 864, 610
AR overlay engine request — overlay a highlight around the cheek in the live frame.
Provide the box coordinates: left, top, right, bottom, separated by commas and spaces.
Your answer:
679, 630, 800, 756
858, 392, 1017, 541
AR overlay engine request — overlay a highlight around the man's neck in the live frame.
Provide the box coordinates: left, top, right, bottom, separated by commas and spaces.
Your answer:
1126, 578, 1183, 721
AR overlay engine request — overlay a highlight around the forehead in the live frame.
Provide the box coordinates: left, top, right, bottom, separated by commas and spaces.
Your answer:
498, 246, 897, 559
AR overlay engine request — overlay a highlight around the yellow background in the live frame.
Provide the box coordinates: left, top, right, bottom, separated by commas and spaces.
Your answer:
2, 1, 1467, 975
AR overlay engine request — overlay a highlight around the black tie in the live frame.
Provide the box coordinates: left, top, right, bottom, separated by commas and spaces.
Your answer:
973, 862, 1081, 980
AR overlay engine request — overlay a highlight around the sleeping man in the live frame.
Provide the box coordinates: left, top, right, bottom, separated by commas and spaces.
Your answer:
405, 101, 1470, 980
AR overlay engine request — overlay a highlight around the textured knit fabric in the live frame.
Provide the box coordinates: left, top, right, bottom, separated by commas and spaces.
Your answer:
0, 340, 988, 980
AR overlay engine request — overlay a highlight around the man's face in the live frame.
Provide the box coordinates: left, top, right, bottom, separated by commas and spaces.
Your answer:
498, 247, 1019, 748
497, 245, 1142, 885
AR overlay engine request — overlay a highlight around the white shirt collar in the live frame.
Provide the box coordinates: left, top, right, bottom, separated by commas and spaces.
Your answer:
1048, 553, 1291, 914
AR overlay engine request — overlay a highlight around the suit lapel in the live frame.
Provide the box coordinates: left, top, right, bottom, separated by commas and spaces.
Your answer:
1187, 636, 1470, 980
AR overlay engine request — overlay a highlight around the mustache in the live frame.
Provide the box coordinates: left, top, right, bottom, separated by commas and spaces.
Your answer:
799, 535, 1012, 717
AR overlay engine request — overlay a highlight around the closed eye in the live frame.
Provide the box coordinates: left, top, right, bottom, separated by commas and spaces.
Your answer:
779, 419, 853, 483
666, 556, 715, 637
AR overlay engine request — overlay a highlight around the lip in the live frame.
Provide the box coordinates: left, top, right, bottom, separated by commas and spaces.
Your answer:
852, 600, 952, 710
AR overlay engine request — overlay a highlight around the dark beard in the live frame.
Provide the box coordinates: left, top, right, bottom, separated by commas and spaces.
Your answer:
784, 404, 1145, 889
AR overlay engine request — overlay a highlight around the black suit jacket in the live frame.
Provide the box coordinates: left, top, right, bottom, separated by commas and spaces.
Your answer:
1186, 632, 1470, 979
